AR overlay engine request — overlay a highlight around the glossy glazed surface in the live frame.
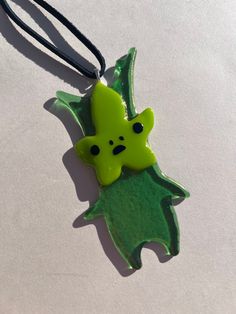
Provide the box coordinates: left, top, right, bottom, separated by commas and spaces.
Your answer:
75, 82, 156, 186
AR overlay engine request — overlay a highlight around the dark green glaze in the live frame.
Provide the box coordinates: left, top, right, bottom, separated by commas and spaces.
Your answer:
111, 47, 137, 119
56, 48, 189, 270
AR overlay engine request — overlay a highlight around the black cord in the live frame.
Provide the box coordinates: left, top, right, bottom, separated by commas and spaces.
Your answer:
0, 0, 106, 79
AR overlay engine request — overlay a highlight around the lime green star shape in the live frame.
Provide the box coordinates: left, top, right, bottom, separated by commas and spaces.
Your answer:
75, 82, 156, 186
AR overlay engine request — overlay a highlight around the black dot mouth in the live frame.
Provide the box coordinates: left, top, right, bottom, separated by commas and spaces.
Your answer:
113, 145, 126, 155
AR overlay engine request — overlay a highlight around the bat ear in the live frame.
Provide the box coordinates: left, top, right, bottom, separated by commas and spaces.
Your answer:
91, 82, 126, 132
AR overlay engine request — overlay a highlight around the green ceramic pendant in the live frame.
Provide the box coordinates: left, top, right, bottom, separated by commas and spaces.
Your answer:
56, 48, 189, 269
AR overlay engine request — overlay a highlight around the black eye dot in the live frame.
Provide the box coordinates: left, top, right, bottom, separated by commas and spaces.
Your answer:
109, 140, 114, 145
133, 122, 143, 134
90, 145, 100, 156
119, 136, 124, 141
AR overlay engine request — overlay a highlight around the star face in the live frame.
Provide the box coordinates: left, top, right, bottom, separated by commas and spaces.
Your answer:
74, 82, 156, 186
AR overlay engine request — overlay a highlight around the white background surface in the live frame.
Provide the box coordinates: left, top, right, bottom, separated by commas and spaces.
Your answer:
0, 1, 235, 313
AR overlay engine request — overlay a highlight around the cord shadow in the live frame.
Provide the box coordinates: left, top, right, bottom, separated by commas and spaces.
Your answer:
0, 0, 95, 92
